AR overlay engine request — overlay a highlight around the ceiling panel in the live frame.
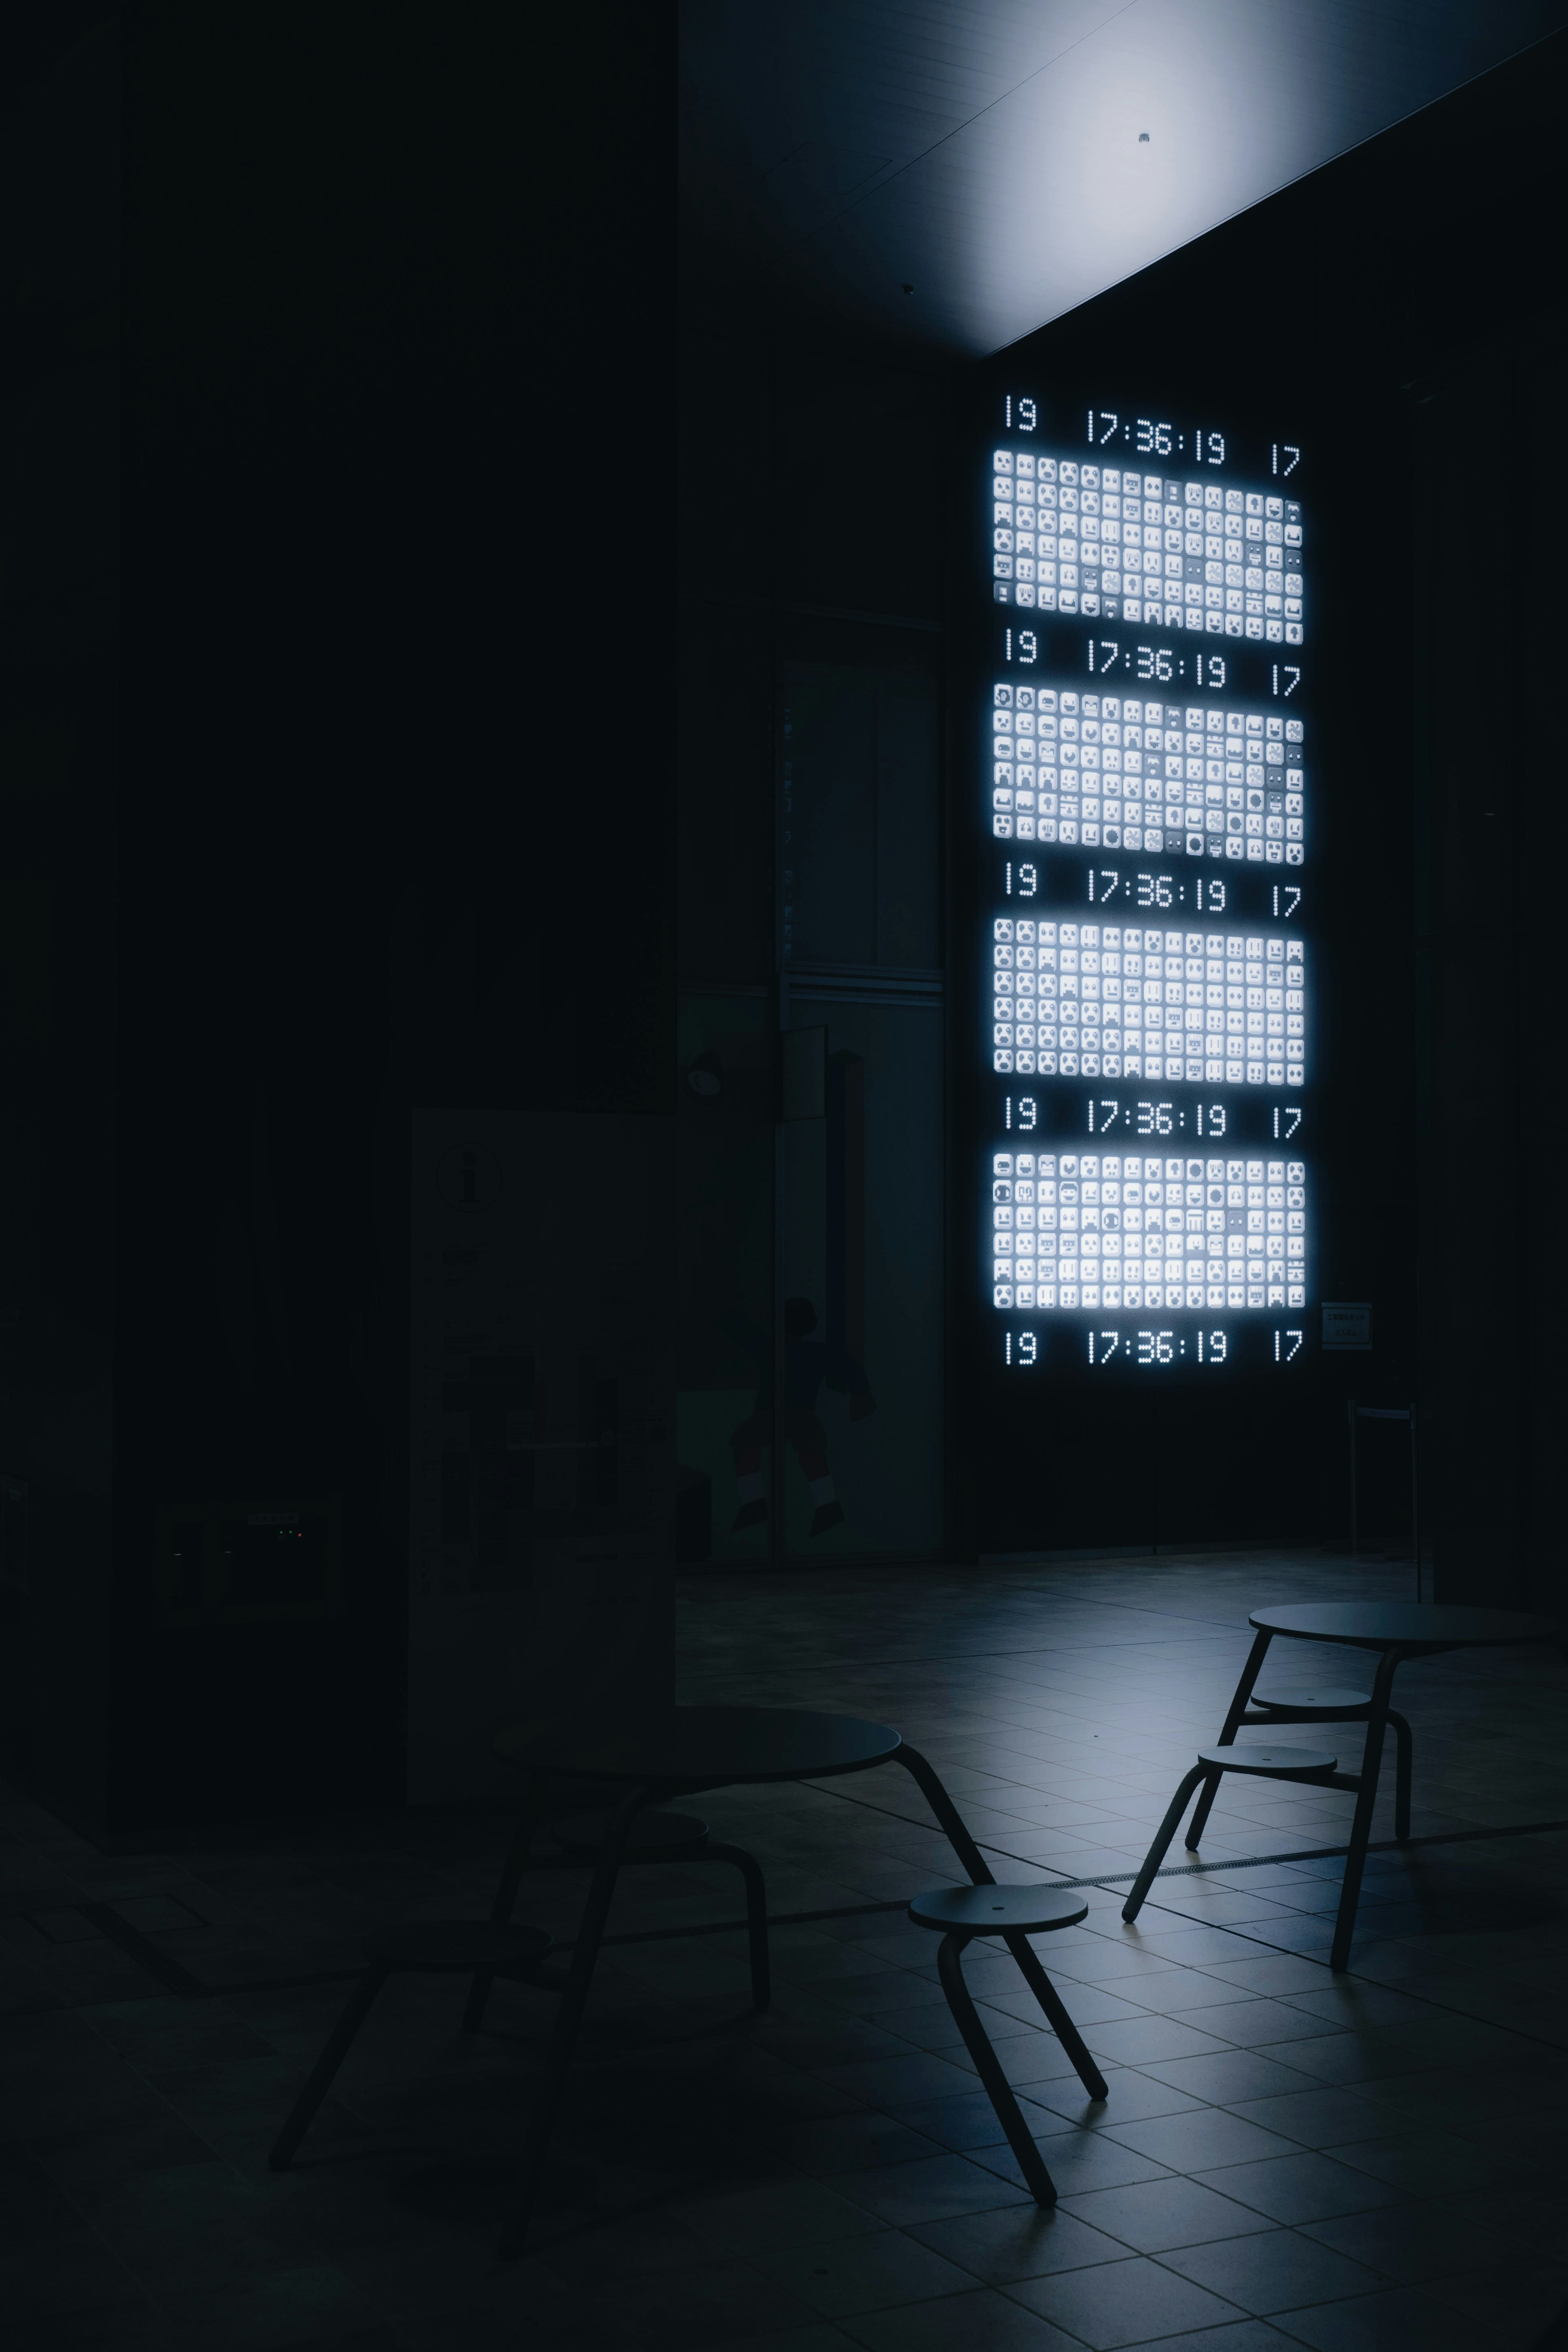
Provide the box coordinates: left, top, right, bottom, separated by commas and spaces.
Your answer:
682, 0, 1568, 352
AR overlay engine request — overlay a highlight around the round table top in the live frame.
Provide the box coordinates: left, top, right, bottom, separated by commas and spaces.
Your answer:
1250, 1602, 1561, 1652
494, 1705, 902, 1788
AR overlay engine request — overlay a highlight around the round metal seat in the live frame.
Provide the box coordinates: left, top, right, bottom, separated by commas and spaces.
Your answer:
549, 1807, 708, 1861
1229, 1682, 1414, 1862
361, 1921, 551, 1976
909, 1884, 1088, 1936
1123, 1743, 1339, 1931
902, 1882, 1107, 2213
1254, 1685, 1370, 1713
1197, 1744, 1336, 1779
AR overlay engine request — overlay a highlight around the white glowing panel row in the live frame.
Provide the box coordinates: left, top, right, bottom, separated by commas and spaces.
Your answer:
991, 918, 1305, 1085
990, 686, 1304, 864
990, 1152, 1309, 1312
988, 452, 1305, 643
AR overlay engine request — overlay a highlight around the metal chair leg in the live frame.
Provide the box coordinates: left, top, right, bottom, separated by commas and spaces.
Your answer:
898, 1744, 1101, 2106
936, 1933, 1057, 2207
1185, 1626, 1274, 1850
1123, 1764, 1210, 1923
708, 1841, 770, 2011
1388, 1708, 1412, 1843
499, 1782, 649, 2259
1002, 1930, 1108, 2100
1330, 1649, 1403, 1972
269, 1966, 388, 2169
894, 1742, 996, 1884
1182, 1780, 1217, 1851
464, 1765, 549, 2035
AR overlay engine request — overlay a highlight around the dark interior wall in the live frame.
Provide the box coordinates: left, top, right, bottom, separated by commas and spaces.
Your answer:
1413, 341, 1566, 1617
676, 329, 957, 1560
962, 32, 1568, 1597
0, 16, 119, 1814
677, 334, 952, 989
7, 2, 674, 1837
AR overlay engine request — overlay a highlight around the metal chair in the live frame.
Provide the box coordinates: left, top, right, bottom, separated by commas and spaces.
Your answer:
269, 1920, 555, 2171
906, 1883, 1108, 2207
461, 1802, 771, 2036
1253, 1683, 1412, 1839
1123, 1744, 1338, 1926
547, 1806, 770, 2010
1183, 1683, 1413, 1851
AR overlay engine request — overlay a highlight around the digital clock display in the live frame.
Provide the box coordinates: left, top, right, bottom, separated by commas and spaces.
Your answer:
989, 447, 1303, 644
972, 396, 1316, 1382
988, 684, 1305, 865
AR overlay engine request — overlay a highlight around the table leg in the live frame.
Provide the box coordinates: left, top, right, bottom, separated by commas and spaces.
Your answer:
464, 1765, 550, 2034
937, 1933, 1057, 2207
708, 1841, 771, 2011
269, 1965, 388, 2169
1329, 1649, 1403, 1973
893, 1744, 996, 1885
499, 1782, 650, 2258
1185, 1626, 1274, 1851
1123, 1764, 1211, 1921
1388, 1709, 1412, 1843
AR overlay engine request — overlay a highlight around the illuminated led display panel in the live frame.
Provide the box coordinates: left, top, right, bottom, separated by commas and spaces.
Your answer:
973, 402, 1314, 1380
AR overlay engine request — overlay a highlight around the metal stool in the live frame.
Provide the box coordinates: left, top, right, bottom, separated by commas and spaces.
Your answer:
1249, 1686, 1413, 1843
547, 1806, 771, 2011
906, 1884, 1109, 2207
1122, 1745, 1337, 1925
463, 1788, 775, 2040
269, 1920, 554, 2170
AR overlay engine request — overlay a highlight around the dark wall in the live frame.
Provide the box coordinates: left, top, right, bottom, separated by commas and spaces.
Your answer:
966, 30, 1568, 1597
0, 16, 120, 1812
7, 2, 674, 1837
1414, 345, 1566, 1615
676, 332, 956, 1561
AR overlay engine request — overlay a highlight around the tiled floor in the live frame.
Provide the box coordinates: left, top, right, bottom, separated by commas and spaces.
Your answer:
4, 1551, 1568, 2350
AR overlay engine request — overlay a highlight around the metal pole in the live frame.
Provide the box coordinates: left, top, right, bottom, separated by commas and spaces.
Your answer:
769, 343, 785, 1575
1410, 1404, 1419, 1601
1348, 1396, 1357, 1555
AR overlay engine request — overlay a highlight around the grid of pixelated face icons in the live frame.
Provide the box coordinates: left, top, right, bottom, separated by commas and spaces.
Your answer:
990, 1150, 1308, 1313
990, 686, 1305, 867
991, 917, 1305, 1087
989, 452, 1304, 644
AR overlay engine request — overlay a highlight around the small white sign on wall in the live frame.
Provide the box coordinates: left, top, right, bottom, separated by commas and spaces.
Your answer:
1322, 1301, 1372, 1351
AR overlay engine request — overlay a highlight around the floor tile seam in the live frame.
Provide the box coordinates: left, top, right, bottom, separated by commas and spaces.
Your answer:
1105, 1872, 1568, 1985
1124, 2237, 1411, 2316
989, 2252, 1256, 2332
676, 1626, 1267, 1680
45, 2174, 199, 2315
32, 1860, 1568, 2036
1123, 2213, 1383, 2282
1116, 1892, 1568, 2063
710, 1627, 1565, 1693
791, 1774, 1568, 1889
